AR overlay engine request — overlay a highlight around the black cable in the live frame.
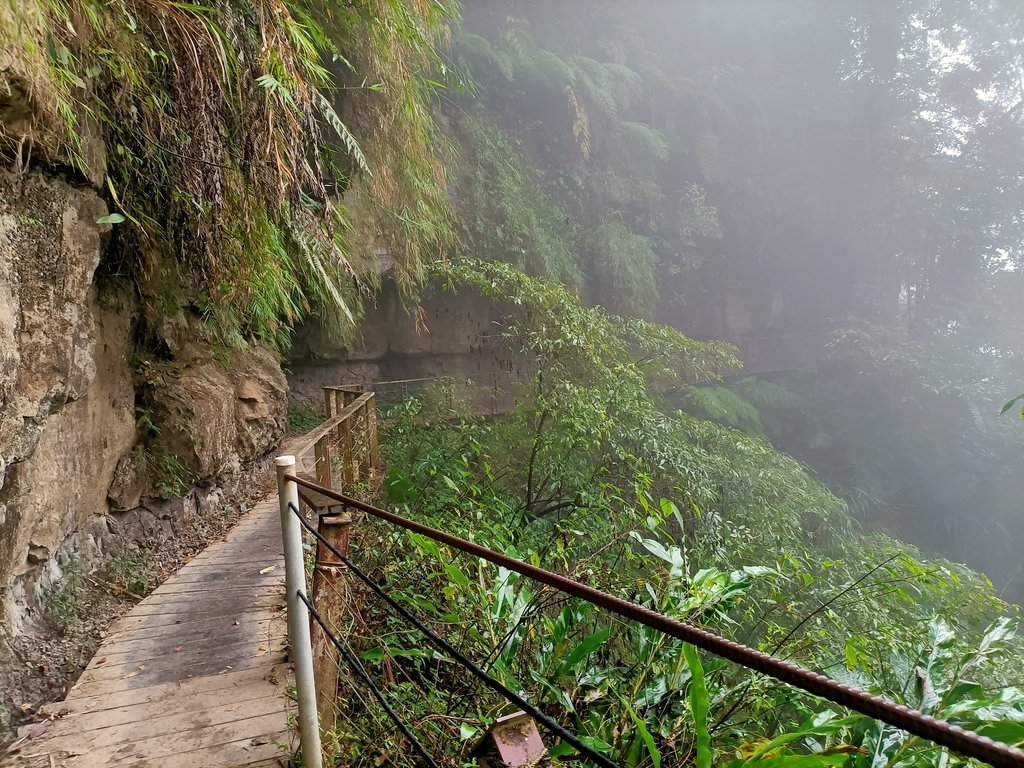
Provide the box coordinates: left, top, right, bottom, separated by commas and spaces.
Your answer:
289, 503, 618, 768
296, 591, 442, 768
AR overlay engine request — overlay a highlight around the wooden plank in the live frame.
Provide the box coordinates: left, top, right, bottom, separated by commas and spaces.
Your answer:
150, 581, 281, 597
341, 417, 355, 487
44, 712, 287, 766
313, 436, 333, 490
324, 387, 335, 419
51, 665, 287, 715
38, 695, 286, 749
66, 653, 284, 698
105, 610, 276, 638
99, 618, 281, 657
75, 635, 285, 682
110, 736, 290, 768
123, 592, 283, 616
367, 392, 379, 470
49, 690, 286, 737
87, 619, 285, 667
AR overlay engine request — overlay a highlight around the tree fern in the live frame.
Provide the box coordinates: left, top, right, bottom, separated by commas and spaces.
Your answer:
684, 386, 767, 438
618, 120, 670, 163
604, 61, 644, 111
571, 56, 619, 121
456, 32, 513, 81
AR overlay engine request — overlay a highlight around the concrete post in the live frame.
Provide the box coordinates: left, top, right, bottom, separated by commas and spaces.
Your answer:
275, 455, 324, 768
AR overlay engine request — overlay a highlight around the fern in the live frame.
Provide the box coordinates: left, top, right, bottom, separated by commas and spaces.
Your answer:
456, 32, 514, 81
684, 386, 767, 438
733, 377, 799, 411
571, 56, 619, 121
604, 61, 644, 111
619, 120, 670, 163
534, 50, 576, 89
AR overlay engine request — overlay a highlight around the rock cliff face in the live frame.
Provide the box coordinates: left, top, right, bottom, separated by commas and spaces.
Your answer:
288, 280, 526, 412
0, 172, 288, 732
0, 174, 124, 595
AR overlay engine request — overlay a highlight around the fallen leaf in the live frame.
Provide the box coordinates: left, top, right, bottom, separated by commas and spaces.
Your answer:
251, 735, 270, 746
95, 657, 107, 666
19, 703, 32, 713
173, 645, 184, 653
259, 565, 276, 575
138, 665, 146, 671
233, 620, 239, 626
256, 644, 267, 656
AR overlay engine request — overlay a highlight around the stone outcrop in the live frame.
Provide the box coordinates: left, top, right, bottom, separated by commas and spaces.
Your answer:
0, 174, 125, 590
142, 345, 288, 480
0, 171, 289, 735
288, 280, 525, 412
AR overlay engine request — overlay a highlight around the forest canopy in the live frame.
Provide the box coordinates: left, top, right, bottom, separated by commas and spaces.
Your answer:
445, 0, 1024, 602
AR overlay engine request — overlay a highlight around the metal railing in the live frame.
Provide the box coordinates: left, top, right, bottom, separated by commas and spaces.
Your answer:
275, 386, 1024, 768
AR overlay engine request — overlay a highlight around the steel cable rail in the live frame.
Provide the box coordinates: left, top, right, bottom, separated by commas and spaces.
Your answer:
289, 500, 617, 768
285, 473, 1024, 768
296, 591, 442, 768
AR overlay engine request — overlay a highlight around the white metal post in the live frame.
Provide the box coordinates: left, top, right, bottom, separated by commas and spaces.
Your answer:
276, 455, 324, 768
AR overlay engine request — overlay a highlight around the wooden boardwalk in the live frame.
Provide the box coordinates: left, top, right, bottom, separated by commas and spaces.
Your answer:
3, 488, 295, 767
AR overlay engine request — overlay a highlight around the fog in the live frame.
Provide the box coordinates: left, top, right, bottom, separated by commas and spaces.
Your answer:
455, 1, 1024, 601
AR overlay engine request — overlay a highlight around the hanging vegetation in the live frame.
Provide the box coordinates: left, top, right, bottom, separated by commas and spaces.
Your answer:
1, 0, 460, 348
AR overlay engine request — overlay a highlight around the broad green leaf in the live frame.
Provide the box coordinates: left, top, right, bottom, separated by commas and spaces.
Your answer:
746, 713, 862, 761
360, 648, 385, 664
683, 643, 711, 768
621, 696, 661, 768
559, 627, 612, 676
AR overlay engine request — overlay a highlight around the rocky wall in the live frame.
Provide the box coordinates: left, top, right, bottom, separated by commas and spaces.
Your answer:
0, 172, 289, 734
288, 280, 527, 413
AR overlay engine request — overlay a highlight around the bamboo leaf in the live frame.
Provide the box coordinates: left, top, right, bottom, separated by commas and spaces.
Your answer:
684, 643, 711, 768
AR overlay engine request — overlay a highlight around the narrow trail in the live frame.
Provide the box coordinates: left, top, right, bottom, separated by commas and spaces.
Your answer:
3, 472, 297, 767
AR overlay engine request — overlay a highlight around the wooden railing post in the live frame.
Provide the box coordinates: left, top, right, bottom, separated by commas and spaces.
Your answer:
314, 435, 333, 490
310, 512, 352, 763
340, 418, 355, 488
324, 387, 336, 419
367, 393, 379, 471
357, 401, 371, 478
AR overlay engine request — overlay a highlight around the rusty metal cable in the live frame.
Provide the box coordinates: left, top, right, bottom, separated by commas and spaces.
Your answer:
289, 502, 618, 768
286, 474, 1024, 768
297, 591, 442, 768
